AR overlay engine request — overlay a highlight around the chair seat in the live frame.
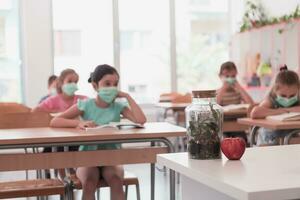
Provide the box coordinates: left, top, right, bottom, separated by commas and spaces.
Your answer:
69, 171, 139, 189
0, 179, 66, 199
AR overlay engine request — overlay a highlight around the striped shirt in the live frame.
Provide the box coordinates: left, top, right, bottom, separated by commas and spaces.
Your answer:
219, 87, 242, 106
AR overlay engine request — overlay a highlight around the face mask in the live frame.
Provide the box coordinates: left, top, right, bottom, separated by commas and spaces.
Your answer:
224, 77, 236, 85
62, 83, 78, 96
276, 95, 298, 107
49, 88, 57, 96
98, 87, 118, 104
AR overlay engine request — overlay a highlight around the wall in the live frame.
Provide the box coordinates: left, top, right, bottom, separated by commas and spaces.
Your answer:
261, 0, 300, 17
20, 0, 53, 107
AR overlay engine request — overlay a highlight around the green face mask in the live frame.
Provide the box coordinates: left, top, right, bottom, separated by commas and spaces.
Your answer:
224, 77, 236, 85
98, 87, 118, 104
62, 83, 78, 96
276, 95, 298, 108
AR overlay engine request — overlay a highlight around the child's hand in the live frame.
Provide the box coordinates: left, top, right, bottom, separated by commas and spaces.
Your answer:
117, 91, 129, 98
77, 121, 96, 129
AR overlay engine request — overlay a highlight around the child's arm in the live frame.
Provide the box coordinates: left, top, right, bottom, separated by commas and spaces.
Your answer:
234, 82, 254, 105
250, 99, 288, 119
284, 106, 300, 113
118, 92, 147, 124
50, 105, 96, 129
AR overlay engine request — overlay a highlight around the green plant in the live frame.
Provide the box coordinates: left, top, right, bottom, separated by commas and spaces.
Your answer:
240, 1, 300, 32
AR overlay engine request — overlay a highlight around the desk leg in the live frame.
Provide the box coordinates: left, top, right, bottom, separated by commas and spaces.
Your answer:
158, 138, 176, 200
151, 142, 155, 200
249, 126, 260, 147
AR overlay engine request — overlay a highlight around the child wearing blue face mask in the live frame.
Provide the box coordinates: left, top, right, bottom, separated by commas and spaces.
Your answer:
50, 64, 146, 200
251, 65, 300, 146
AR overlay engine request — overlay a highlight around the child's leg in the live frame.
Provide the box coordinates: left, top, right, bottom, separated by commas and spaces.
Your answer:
257, 128, 291, 146
77, 167, 99, 200
102, 165, 125, 200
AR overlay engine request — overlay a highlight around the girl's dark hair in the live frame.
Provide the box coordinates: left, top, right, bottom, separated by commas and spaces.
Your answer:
48, 75, 57, 87
88, 64, 119, 83
270, 65, 300, 96
275, 65, 299, 88
56, 68, 78, 94
219, 61, 237, 75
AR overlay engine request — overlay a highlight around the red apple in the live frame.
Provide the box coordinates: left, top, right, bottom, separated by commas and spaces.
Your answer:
221, 138, 246, 160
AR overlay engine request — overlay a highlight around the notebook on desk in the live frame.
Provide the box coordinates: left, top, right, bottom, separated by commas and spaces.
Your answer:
222, 104, 249, 112
266, 112, 300, 122
85, 122, 145, 131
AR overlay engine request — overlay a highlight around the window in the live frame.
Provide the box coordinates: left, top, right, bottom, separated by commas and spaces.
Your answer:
119, 0, 171, 103
52, 0, 230, 103
0, 0, 22, 102
52, 0, 113, 97
54, 30, 81, 57
176, 0, 229, 92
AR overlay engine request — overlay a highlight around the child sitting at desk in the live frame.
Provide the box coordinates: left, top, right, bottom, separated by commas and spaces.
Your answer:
32, 68, 86, 113
217, 61, 254, 142
251, 66, 300, 146
50, 64, 146, 200
33, 68, 86, 178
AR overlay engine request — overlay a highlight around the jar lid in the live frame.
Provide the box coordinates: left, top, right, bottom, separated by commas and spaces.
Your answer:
192, 90, 216, 98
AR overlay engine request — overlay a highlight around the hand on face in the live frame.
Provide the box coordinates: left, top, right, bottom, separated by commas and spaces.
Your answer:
117, 91, 128, 98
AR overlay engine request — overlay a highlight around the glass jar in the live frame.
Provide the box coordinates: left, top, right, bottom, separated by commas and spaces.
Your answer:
185, 90, 223, 159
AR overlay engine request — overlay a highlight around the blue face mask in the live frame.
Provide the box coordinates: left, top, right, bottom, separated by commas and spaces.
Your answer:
224, 77, 236, 85
98, 87, 118, 104
276, 95, 298, 108
62, 83, 78, 96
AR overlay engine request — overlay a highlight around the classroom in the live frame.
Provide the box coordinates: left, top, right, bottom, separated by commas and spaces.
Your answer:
1, 0, 300, 200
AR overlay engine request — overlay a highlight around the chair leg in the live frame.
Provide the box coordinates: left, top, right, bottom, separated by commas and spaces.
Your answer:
136, 183, 141, 200
125, 185, 128, 200
97, 188, 100, 200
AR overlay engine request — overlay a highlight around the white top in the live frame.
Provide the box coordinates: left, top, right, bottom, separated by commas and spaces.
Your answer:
157, 145, 300, 200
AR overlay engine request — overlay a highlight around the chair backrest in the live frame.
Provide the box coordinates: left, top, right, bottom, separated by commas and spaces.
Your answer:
0, 112, 52, 129
171, 93, 192, 103
0, 103, 31, 113
159, 92, 181, 102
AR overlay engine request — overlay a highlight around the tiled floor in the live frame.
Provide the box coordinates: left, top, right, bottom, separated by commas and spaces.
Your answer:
0, 163, 181, 200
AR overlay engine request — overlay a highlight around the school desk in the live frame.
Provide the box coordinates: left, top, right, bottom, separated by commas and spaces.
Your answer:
157, 145, 300, 200
0, 122, 186, 200
238, 118, 300, 146
156, 102, 249, 132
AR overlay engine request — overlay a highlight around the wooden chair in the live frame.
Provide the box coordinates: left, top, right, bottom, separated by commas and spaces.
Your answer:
0, 102, 31, 113
67, 171, 141, 200
0, 112, 52, 129
0, 112, 69, 200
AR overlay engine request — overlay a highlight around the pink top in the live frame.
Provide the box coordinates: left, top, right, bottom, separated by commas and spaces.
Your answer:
37, 94, 87, 113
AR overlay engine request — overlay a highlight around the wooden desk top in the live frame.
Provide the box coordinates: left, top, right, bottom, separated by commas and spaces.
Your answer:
155, 103, 190, 110
0, 122, 186, 146
238, 118, 300, 130
157, 145, 300, 200
156, 103, 247, 118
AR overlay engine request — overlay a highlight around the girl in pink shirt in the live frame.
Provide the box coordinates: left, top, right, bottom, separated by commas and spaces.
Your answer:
32, 68, 86, 179
33, 68, 86, 113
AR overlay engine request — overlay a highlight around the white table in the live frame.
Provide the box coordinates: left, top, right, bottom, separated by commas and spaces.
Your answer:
158, 145, 300, 200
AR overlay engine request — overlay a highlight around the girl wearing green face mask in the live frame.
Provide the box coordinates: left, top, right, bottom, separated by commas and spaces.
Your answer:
216, 61, 254, 143
33, 68, 87, 113
251, 66, 300, 146
216, 61, 254, 106
50, 64, 146, 200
